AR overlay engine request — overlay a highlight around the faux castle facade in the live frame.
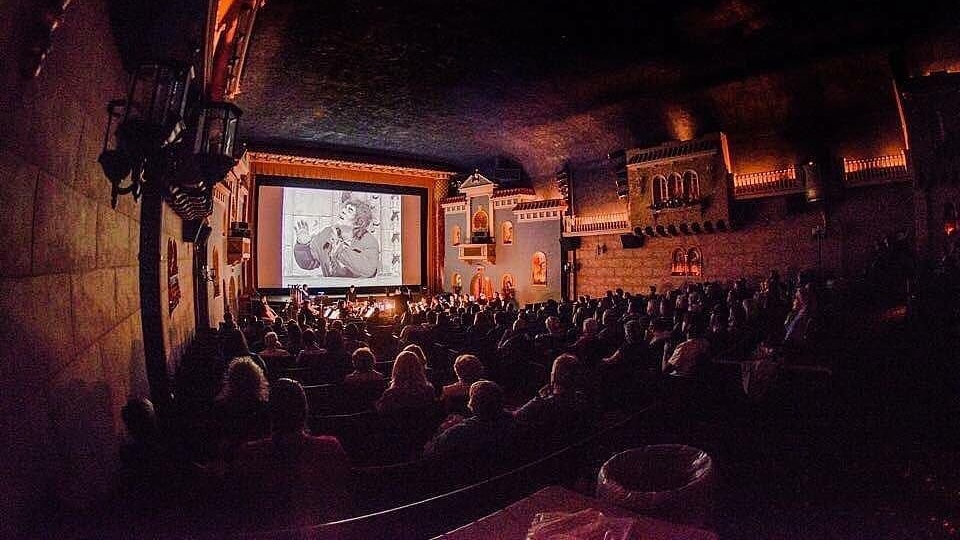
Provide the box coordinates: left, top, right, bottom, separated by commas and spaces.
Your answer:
441, 172, 565, 306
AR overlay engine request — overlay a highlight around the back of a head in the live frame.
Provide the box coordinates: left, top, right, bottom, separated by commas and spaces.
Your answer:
551, 353, 580, 392
582, 317, 599, 336
301, 328, 317, 347
344, 323, 361, 340
352, 347, 376, 371
454, 354, 484, 384
270, 378, 308, 434
221, 328, 251, 359
264, 332, 280, 348
122, 397, 158, 442
402, 343, 427, 365
221, 356, 269, 404
391, 350, 427, 388
325, 329, 344, 351
286, 321, 302, 339
468, 380, 504, 420
545, 316, 561, 334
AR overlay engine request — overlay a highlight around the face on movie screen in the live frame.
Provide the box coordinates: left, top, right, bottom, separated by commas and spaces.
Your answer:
256, 181, 425, 291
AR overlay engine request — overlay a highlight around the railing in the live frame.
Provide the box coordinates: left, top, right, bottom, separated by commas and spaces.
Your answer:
732, 167, 802, 199
843, 152, 912, 187
562, 213, 631, 236
233, 403, 660, 540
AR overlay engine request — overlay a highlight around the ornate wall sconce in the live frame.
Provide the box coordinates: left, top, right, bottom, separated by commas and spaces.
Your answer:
98, 61, 242, 219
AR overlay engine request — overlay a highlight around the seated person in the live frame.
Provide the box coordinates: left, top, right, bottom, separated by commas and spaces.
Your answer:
342, 322, 370, 355
219, 310, 238, 333
647, 317, 674, 367
231, 378, 350, 529
256, 295, 279, 324
119, 397, 169, 496
782, 286, 816, 349
343, 347, 387, 411
569, 318, 602, 367
441, 354, 484, 415
376, 351, 436, 414
258, 331, 292, 372
209, 357, 271, 462
498, 317, 532, 356
219, 329, 267, 377
295, 328, 326, 369
514, 354, 592, 449
426, 380, 522, 481
487, 311, 513, 343
602, 320, 650, 369
320, 329, 352, 383
534, 316, 568, 362
662, 324, 711, 378
597, 309, 624, 356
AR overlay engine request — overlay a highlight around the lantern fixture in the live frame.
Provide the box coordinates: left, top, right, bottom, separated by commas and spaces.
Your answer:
120, 62, 194, 150
97, 99, 134, 206
190, 101, 242, 185
98, 60, 242, 219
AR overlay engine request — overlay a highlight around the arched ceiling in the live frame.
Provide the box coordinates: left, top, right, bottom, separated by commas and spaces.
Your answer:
235, 0, 959, 176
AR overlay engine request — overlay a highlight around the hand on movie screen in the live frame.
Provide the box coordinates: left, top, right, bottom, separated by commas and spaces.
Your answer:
295, 220, 312, 244
329, 230, 347, 257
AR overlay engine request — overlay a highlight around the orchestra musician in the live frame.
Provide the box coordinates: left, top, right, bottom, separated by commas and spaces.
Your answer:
346, 284, 358, 304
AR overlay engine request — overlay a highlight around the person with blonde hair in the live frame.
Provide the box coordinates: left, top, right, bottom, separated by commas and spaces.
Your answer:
211, 357, 271, 460
376, 350, 435, 413
401, 343, 428, 366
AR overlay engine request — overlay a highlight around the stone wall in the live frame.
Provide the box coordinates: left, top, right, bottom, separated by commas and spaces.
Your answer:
573, 183, 915, 296
0, 0, 148, 536
160, 203, 195, 376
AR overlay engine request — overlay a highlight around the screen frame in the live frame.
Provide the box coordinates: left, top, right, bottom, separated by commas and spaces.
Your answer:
255, 174, 429, 296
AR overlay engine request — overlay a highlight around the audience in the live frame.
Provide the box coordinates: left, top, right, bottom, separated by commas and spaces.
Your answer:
144, 268, 846, 532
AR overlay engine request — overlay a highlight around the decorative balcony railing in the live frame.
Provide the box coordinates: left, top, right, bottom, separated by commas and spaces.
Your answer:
562, 213, 631, 236
843, 151, 912, 187
732, 167, 802, 199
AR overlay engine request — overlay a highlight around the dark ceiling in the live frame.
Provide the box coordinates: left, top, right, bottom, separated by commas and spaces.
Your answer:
236, 0, 958, 177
